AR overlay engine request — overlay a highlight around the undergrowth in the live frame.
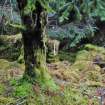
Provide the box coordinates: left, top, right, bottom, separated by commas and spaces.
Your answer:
0, 44, 105, 104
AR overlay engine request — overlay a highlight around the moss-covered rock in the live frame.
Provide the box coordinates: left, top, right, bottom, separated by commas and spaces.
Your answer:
0, 34, 22, 45
84, 44, 105, 54
68, 44, 105, 89
71, 61, 100, 72
0, 34, 22, 61
76, 50, 91, 61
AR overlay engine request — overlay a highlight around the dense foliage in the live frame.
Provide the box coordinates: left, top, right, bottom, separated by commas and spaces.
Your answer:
1, 0, 105, 105
48, 0, 105, 48
48, 22, 96, 48
1, 0, 105, 31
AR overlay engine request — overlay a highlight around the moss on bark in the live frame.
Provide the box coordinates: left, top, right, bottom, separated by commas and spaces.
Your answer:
17, 0, 58, 90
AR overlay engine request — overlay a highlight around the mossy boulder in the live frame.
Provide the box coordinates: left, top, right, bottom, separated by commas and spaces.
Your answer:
0, 34, 22, 61
84, 44, 105, 54
0, 34, 22, 45
76, 44, 105, 61
71, 61, 100, 72
76, 50, 90, 61
69, 44, 105, 87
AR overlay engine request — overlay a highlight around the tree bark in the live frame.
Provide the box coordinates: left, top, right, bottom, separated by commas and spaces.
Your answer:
16, 0, 50, 83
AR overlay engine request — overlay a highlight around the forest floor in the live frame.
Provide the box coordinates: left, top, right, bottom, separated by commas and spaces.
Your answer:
0, 43, 105, 105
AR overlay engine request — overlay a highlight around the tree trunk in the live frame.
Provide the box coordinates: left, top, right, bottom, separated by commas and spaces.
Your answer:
16, 0, 56, 88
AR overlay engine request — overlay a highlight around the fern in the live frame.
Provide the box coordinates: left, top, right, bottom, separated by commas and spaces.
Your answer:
91, 0, 105, 20
48, 23, 97, 48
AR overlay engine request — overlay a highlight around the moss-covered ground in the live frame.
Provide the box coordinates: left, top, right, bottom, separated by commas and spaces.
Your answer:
0, 43, 105, 105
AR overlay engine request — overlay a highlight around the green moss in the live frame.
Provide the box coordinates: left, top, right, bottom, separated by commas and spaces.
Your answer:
17, 45, 24, 64
76, 50, 90, 61
33, 66, 59, 91
0, 34, 22, 61
0, 33, 22, 45
26, 86, 88, 105
23, 65, 59, 92
47, 53, 59, 63
0, 59, 24, 81
0, 44, 104, 104
84, 44, 105, 54
63, 87, 88, 105
23, 48, 59, 91
0, 84, 5, 95
13, 81, 32, 97
71, 44, 105, 71
0, 97, 15, 105
17, 54, 24, 63
70, 44, 105, 67
71, 61, 91, 71
0, 59, 24, 71
59, 51, 76, 63
70, 60, 101, 84
0, 59, 10, 70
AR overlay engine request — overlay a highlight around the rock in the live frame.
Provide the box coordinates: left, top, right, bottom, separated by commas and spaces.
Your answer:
93, 55, 105, 68
0, 34, 22, 61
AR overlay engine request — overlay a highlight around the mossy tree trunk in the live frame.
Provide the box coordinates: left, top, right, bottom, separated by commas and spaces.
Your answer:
16, 0, 56, 88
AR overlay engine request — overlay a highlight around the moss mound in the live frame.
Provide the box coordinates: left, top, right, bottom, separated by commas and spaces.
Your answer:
67, 44, 105, 91
84, 44, 105, 54
0, 34, 22, 61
